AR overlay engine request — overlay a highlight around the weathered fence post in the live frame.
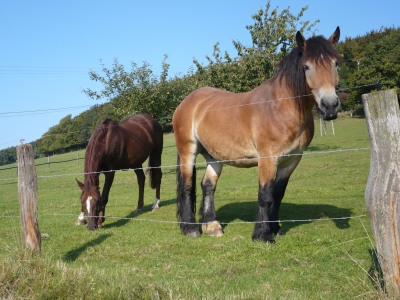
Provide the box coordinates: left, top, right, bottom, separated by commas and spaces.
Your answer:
362, 89, 400, 294
17, 144, 41, 251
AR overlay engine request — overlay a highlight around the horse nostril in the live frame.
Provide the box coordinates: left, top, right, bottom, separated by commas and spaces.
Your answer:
321, 100, 328, 109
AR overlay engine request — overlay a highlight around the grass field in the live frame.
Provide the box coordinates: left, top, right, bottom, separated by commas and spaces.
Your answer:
0, 116, 387, 299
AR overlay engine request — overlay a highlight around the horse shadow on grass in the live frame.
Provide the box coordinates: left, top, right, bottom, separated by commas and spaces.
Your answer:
62, 233, 113, 262
101, 198, 176, 229
216, 201, 352, 234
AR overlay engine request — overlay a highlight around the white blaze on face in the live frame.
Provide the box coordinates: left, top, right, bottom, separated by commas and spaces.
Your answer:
86, 196, 92, 214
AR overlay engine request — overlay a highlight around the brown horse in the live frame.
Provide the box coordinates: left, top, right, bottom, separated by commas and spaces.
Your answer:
172, 27, 341, 243
76, 114, 163, 230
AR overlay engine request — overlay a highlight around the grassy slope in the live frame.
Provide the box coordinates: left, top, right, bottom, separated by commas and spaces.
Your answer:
0, 117, 382, 299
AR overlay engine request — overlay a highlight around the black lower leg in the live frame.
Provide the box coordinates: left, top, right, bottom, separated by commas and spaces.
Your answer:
199, 179, 217, 224
269, 178, 289, 235
252, 181, 275, 243
177, 167, 198, 234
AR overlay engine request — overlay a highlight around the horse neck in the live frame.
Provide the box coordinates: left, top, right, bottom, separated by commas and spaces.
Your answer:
83, 162, 100, 190
258, 77, 315, 121
83, 133, 104, 188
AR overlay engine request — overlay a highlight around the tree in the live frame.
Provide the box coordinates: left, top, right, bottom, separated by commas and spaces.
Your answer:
82, 1, 319, 128
193, 1, 319, 93
337, 27, 400, 111
83, 55, 173, 123
0, 146, 17, 166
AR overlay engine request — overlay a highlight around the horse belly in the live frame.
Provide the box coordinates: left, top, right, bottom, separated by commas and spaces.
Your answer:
198, 134, 259, 168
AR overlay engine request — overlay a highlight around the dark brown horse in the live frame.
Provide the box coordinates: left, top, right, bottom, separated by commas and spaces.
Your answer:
172, 27, 341, 243
76, 114, 163, 230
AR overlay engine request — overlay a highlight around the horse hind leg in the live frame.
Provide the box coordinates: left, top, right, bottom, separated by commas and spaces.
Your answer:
147, 148, 162, 211
176, 153, 200, 237
200, 157, 223, 237
134, 168, 145, 213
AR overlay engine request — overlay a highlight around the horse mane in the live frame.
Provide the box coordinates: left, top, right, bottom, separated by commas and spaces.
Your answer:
84, 119, 119, 190
275, 35, 342, 98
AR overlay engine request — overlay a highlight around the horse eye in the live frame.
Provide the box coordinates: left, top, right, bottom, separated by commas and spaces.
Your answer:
335, 61, 339, 67
303, 64, 310, 71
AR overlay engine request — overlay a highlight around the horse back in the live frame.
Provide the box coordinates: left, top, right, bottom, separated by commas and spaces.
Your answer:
104, 114, 163, 168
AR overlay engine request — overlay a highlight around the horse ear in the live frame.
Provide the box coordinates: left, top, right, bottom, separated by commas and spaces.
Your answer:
296, 31, 306, 51
328, 26, 340, 46
76, 178, 84, 190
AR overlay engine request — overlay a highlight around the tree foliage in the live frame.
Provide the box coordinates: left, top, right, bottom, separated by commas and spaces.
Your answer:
337, 26, 400, 111
82, 55, 196, 129
193, 2, 318, 92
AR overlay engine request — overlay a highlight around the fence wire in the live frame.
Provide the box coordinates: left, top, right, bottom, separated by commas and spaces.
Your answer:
0, 212, 368, 225
0, 147, 370, 181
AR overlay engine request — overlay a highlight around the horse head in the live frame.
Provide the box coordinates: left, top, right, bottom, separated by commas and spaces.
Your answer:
76, 179, 101, 230
296, 27, 341, 120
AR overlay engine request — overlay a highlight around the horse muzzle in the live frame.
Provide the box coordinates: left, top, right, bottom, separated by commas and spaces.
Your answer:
86, 217, 98, 230
87, 224, 98, 230
318, 96, 340, 121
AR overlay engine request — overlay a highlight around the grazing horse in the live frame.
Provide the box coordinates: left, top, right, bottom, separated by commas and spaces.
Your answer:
76, 114, 163, 230
172, 27, 341, 243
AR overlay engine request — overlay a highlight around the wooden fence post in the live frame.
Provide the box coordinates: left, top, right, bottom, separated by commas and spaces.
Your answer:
17, 144, 41, 251
362, 89, 400, 294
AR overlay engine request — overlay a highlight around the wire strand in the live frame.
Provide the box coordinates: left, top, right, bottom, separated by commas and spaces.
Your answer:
0, 147, 370, 181
0, 213, 367, 225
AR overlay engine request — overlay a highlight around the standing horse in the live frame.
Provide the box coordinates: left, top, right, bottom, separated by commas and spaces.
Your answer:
172, 27, 341, 243
76, 114, 163, 230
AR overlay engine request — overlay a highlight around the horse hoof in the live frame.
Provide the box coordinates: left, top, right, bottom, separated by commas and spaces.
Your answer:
202, 221, 223, 237
75, 219, 87, 225
276, 229, 284, 236
186, 231, 201, 238
134, 208, 142, 214
252, 234, 275, 244
151, 199, 160, 211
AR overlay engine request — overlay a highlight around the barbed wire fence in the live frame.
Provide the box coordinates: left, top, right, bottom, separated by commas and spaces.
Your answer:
0, 82, 382, 228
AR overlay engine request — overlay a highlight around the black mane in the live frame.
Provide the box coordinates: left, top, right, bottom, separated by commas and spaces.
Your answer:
83, 119, 118, 189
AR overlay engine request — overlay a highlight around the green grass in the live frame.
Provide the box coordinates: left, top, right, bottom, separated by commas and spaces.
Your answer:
0, 116, 388, 299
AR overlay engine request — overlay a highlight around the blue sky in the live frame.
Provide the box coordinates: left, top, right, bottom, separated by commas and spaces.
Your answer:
1, 0, 399, 151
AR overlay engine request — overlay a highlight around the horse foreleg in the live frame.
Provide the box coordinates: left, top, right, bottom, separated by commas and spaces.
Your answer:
270, 158, 302, 235
200, 159, 223, 237
252, 159, 277, 243
98, 171, 115, 227
134, 168, 145, 213
269, 178, 289, 236
75, 205, 86, 225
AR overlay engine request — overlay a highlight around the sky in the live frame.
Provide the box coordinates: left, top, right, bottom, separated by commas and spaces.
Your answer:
1, 0, 399, 151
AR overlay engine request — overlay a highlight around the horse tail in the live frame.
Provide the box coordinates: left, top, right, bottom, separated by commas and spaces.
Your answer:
176, 153, 196, 223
